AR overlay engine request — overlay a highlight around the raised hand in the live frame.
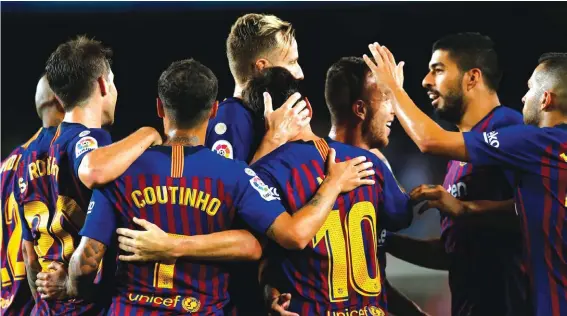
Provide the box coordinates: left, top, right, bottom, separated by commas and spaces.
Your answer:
363, 42, 404, 89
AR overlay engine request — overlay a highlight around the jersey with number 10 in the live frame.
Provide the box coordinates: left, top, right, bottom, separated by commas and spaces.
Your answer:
464, 123, 567, 316
81, 145, 286, 315
252, 137, 412, 316
0, 128, 51, 316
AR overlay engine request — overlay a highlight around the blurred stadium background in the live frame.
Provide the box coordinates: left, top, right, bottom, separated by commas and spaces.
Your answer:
3, 2, 567, 315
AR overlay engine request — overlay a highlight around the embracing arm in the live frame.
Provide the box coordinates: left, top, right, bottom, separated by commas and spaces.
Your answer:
386, 233, 449, 270
117, 218, 262, 263
386, 279, 429, 316
66, 237, 106, 300
79, 127, 162, 189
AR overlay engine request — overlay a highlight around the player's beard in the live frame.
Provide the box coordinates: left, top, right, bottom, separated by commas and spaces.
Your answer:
432, 78, 466, 125
523, 102, 541, 126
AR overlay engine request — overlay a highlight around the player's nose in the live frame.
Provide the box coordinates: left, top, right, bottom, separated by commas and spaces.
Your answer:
422, 72, 433, 89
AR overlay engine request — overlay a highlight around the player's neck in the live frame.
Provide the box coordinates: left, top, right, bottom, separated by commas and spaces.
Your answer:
540, 112, 567, 128
62, 103, 102, 129
233, 83, 244, 99
164, 128, 206, 147
330, 124, 370, 150
457, 92, 501, 132
41, 107, 64, 128
290, 125, 318, 142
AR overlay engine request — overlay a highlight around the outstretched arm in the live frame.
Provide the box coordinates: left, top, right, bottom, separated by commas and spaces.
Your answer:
386, 233, 449, 270
79, 127, 162, 189
363, 43, 469, 161
22, 241, 41, 300
116, 218, 263, 263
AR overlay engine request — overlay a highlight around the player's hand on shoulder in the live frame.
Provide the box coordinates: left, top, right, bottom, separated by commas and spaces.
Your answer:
324, 148, 375, 193
116, 217, 177, 264
263, 92, 311, 145
36, 261, 70, 300
410, 184, 465, 216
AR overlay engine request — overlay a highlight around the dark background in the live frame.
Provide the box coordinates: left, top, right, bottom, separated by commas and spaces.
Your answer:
2, 2, 567, 314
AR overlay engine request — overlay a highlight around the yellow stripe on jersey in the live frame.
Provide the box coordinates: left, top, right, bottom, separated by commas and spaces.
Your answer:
313, 138, 330, 162
50, 125, 62, 146
171, 145, 184, 178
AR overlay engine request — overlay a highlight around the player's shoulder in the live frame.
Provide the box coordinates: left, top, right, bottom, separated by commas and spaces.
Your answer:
252, 139, 320, 170
490, 105, 524, 128
56, 122, 109, 146
213, 97, 254, 123
328, 139, 384, 167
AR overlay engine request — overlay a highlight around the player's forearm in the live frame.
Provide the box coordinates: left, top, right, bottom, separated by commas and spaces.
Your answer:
67, 238, 106, 299
386, 279, 428, 316
171, 230, 263, 261
22, 241, 40, 299
79, 127, 158, 189
391, 86, 468, 160
271, 178, 342, 250
251, 132, 285, 164
461, 199, 515, 215
386, 233, 449, 270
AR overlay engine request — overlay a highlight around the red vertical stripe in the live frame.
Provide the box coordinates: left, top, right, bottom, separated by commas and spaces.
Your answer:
292, 168, 306, 205
137, 175, 149, 290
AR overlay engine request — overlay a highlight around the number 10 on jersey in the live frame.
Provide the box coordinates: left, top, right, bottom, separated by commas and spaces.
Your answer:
313, 201, 381, 302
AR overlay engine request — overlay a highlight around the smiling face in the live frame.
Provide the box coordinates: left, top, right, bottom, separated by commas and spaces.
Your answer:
422, 49, 466, 124
361, 72, 395, 148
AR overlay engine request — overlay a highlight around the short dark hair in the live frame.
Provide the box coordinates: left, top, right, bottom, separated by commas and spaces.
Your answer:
433, 32, 501, 91
538, 52, 567, 70
325, 57, 369, 125
157, 59, 218, 129
243, 66, 301, 118
45, 35, 112, 111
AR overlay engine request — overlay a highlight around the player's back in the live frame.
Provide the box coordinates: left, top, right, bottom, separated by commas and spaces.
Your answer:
24, 122, 112, 315
101, 145, 265, 315
0, 128, 49, 315
252, 137, 412, 315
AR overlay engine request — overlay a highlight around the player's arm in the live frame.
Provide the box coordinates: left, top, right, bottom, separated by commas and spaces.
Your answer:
116, 218, 263, 262
22, 240, 41, 300
363, 43, 469, 161
66, 188, 116, 299
78, 127, 162, 189
259, 258, 298, 316
250, 92, 310, 164
385, 233, 449, 270
386, 279, 430, 316
247, 149, 374, 250
410, 184, 516, 216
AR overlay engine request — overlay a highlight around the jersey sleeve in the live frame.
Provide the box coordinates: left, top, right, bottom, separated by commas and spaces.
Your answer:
233, 164, 286, 234
207, 112, 256, 162
79, 186, 117, 246
462, 125, 542, 173
379, 161, 413, 232
18, 203, 34, 241
69, 129, 113, 178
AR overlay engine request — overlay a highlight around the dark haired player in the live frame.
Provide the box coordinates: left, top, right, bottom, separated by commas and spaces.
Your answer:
65, 59, 373, 314
380, 33, 527, 316
19, 36, 162, 315
365, 41, 567, 316
1, 75, 64, 315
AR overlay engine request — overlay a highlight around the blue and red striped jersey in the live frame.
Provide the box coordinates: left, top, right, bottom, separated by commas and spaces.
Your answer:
0, 128, 50, 316
463, 123, 567, 316
19, 122, 112, 315
252, 137, 412, 316
441, 106, 528, 316
81, 144, 286, 315
206, 97, 262, 163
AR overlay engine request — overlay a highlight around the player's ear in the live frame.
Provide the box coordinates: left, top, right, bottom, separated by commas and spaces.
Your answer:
465, 68, 481, 91
97, 76, 108, 97
255, 58, 269, 72
305, 97, 313, 118
209, 100, 219, 119
540, 90, 554, 111
156, 97, 165, 118
352, 100, 366, 121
